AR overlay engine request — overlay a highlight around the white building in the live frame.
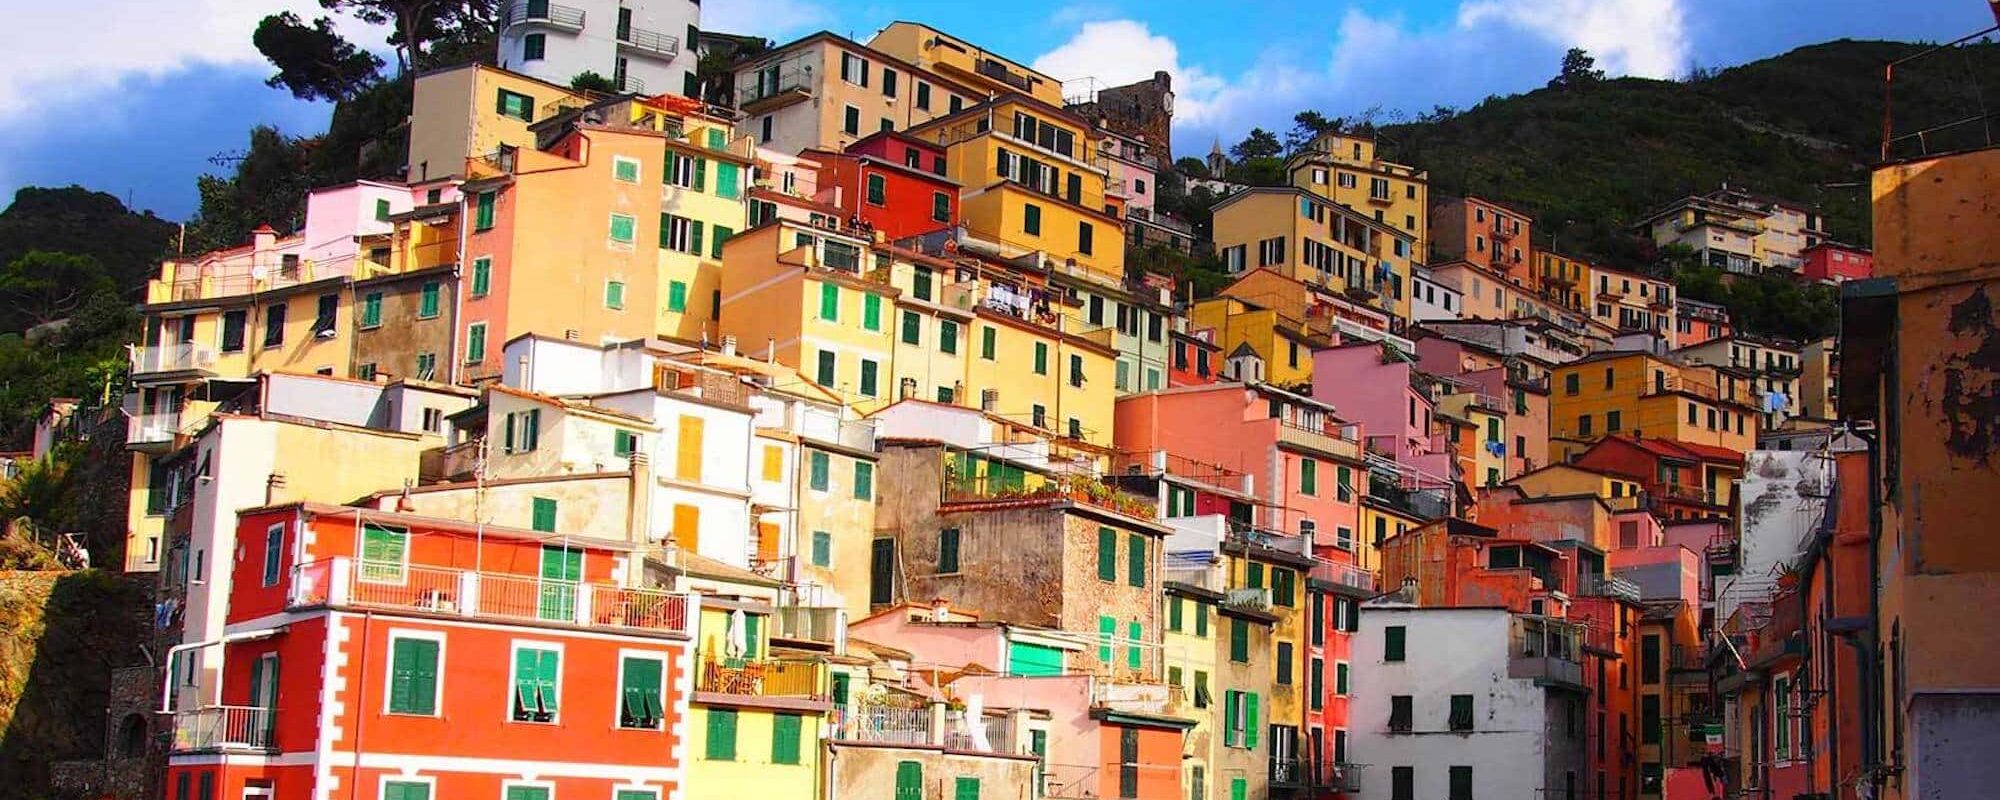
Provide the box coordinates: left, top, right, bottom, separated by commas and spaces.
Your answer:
1350, 597, 1590, 800
496, 0, 699, 97
1410, 267, 1464, 323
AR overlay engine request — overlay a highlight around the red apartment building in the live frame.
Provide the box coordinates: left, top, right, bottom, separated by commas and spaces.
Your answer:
1571, 434, 1745, 523
809, 130, 959, 240
1798, 241, 1873, 284
1430, 196, 1534, 290
162, 503, 695, 800
1168, 326, 1223, 387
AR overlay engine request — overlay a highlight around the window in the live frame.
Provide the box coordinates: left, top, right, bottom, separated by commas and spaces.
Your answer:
706, 708, 739, 760
1127, 532, 1146, 587
1078, 221, 1094, 255
260, 523, 284, 587
1024, 203, 1042, 235
840, 52, 870, 86
1277, 642, 1294, 684
1034, 342, 1048, 374
1385, 625, 1406, 661
979, 326, 997, 360
859, 359, 879, 397
772, 713, 803, 765
530, 497, 557, 532
1127, 620, 1143, 669
609, 213, 636, 244
1337, 661, 1350, 694
809, 451, 830, 491
1389, 694, 1412, 732
1301, 458, 1318, 496
1578, 414, 1593, 437
496, 89, 533, 122
866, 173, 886, 205
260, 303, 289, 348
1096, 527, 1118, 581
1565, 373, 1580, 395
915, 81, 932, 109
359, 292, 384, 328
1070, 354, 1085, 387
852, 461, 874, 500
386, 634, 440, 715
1098, 615, 1116, 662
811, 531, 832, 567
955, 777, 980, 800
894, 761, 922, 800
1229, 618, 1249, 662
502, 409, 541, 453
382, 781, 431, 800
939, 320, 958, 355
509, 644, 560, 722
1449, 766, 1474, 800
1450, 694, 1474, 731
1607, 409, 1622, 432
603, 280, 626, 310
815, 350, 835, 386
900, 310, 921, 345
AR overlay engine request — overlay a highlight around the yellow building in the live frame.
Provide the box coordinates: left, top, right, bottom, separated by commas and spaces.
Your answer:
406, 63, 589, 183
1163, 584, 1220, 800
1357, 498, 1421, 574
1189, 269, 1405, 391
1436, 391, 1508, 489
1504, 463, 1648, 506
675, 555, 834, 800
729, 31, 983, 156
1210, 187, 1418, 322
1548, 351, 1758, 459
716, 219, 901, 410
612, 96, 756, 343
906, 95, 1127, 283
1285, 132, 1430, 256
1536, 251, 1591, 311
868, 21, 1066, 107
1585, 263, 1677, 340
1225, 540, 1312, 754
1671, 335, 1804, 427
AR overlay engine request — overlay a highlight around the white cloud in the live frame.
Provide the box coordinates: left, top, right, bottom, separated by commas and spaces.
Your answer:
1032, 0, 1690, 158
0, 0, 333, 123
700, 0, 835, 42
1459, 0, 1688, 78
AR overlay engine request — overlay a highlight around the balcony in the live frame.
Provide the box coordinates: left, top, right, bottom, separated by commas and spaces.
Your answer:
832, 704, 932, 745
943, 713, 1018, 754
170, 706, 273, 753
1271, 756, 1303, 788
130, 342, 217, 382
799, 412, 875, 452
974, 58, 1035, 92
773, 605, 846, 647
1276, 421, 1363, 462
1309, 559, 1378, 594
127, 410, 181, 449
1510, 653, 1585, 688
1575, 573, 1642, 604
738, 67, 813, 113
695, 651, 826, 699
1223, 587, 1273, 613
943, 474, 1156, 520
1657, 483, 1716, 505
503, 0, 585, 31
616, 25, 679, 60
289, 557, 694, 638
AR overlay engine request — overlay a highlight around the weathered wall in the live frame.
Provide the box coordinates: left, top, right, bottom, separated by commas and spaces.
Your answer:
0, 571, 155, 798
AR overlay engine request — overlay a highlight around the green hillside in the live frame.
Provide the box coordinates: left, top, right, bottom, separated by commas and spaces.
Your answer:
1378, 39, 2000, 269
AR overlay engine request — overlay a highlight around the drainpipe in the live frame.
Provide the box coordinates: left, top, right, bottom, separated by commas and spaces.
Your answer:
449, 189, 470, 385
1857, 427, 1884, 794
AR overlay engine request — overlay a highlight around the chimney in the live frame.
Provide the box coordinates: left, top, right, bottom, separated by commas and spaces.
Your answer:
930, 597, 950, 621
250, 224, 277, 253
721, 335, 737, 356
627, 451, 654, 545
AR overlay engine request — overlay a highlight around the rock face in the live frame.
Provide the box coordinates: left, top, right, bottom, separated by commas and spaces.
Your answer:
0, 570, 156, 798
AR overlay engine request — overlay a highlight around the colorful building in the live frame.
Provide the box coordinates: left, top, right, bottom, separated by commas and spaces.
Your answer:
867, 22, 1066, 107
1569, 434, 1744, 523
730, 31, 980, 156
1285, 131, 1429, 257
1211, 186, 1419, 323
1548, 350, 1758, 460
1429, 196, 1532, 289
1673, 298, 1732, 348
1798, 241, 1873, 284
808, 130, 959, 240
406, 63, 590, 183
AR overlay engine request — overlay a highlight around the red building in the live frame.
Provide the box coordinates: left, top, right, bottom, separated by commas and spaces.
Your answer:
162, 503, 695, 800
1571, 434, 1746, 523
809, 131, 959, 240
1798, 241, 1873, 284
1168, 325, 1222, 387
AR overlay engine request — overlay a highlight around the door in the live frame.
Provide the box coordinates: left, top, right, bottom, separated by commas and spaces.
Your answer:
616, 7, 632, 39
537, 545, 582, 622
869, 539, 895, 605
247, 654, 278, 745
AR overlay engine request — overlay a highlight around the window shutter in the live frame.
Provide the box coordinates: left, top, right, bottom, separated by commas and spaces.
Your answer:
953, 777, 979, 800
1098, 615, 1115, 662
1169, 596, 1183, 631
711, 225, 732, 259
693, 158, 707, 192
1223, 691, 1239, 747
1126, 533, 1145, 587
677, 416, 705, 481
690, 220, 705, 256
1126, 621, 1142, 669
937, 528, 960, 573
706, 709, 738, 760
1097, 527, 1116, 580
531, 497, 557, 532
772, 713, 802, 764
1245, 694, 1260, 748
894, 761, 923, 800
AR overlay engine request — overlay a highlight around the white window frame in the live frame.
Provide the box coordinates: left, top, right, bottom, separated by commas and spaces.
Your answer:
383, 629, 446, 717
507, 639, 566, 726
664, 215, 694, 254
609, 787, 660, 800
667, 154, 696, 189
356, 523, 412, 585
612, 155, 642, 184
615, 648, 672, 732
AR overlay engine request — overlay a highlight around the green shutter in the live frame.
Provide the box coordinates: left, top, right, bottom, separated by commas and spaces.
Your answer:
1195, 603, 1209, 637
815, 350, 835, 386
1127, 533, 1145, 587
1245, 693, 1260, 748
894, 761, 923, 800
1386, 625, 1407, 661
384, 782, 431, 800
860, 359, 879, 397
668, 281, 688, 312
1097, 527, 1116, 580
476, 191, 496, 229
361, 524, 408, 581
812, 531, 832, 567
772, 713, 803, 764
1301, 458, 1317, 495
1231, 619, 1249, 662
1034, 342, 1048, 374
471, 258, 491, 296
706, 708, 738, 760
954, 777, 980, 800
467, 323, 486, 362
361, 293, 383, 327
1127, 620, 1142, 669
620, 656, 663, 728
690, 220, 704, 255
1337, 661, 1350, 694
420, 283, 441, 318
1223, 691, 1240, 746
717, 162, 740, 200
900, 311, 921, 345
389, 637, 438, 714
981, 326, 996, 359
1231, 777, 1247, 800
693, 157, 707, 192
863, 294, 882, 330
939, 320, 958, 354
1024, 203, 1041, 235
810, 451, 830, 491
710, 225, 732, 259
1169, 596, 1184, 631
531, 497, 557, 532
853, 462, 873, 500
1009, 641, 1064, 677
820, 282, 840, 320
1098, 615, 1115, 662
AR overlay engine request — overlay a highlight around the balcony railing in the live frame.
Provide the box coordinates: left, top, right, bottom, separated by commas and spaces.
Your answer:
128, 411, 181, 446
695, 652, 826, 699
171, 706, 273, 753
944, 474, 1156, 519
738, 67, 813, 109
289, 557, 694, 638
503, 0, 585, 30
130, 342, 216, 377
1576, 573, 1642, 604
617, 26, 679, 60
832, 705, 931, 745
1276, 421, 1362, 461
1309, 559, 1378, 594
975, 58, 1034, 92
942, 713, 1017, 754
773, 605, 845, 645
1224, 587, 1273, 613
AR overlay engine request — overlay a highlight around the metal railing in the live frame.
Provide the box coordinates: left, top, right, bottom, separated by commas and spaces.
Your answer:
1882, 23, 2000, 161
617, 26, 679, 59
738, 66, 814, 107
773, 605, 845, 645
1276, 421, 1362, 461
130, 342, 216, 376
128, 411, 180, 446
832, 705, 931, 745
943, 474, 1156, 519
975, 58, 1034, 92
1576, 573, 1642, 604
942, 713, 1016, 754
503, 0, 584, 29
695, 651, 825, 698
171, 706, 273, 752
1309, 559, 1377, 594
289, 557, 693, 637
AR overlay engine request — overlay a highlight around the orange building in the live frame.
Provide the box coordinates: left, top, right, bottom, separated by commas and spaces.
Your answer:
161, 503, 695, 800
1430, 196, 1534, 290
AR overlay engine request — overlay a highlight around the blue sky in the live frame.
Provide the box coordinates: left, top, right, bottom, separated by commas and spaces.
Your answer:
2, 0, 1988, 221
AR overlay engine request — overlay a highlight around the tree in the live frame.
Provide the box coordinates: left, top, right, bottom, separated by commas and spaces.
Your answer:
1174, 157, 1210, 181
252, 12, 384, 102
1550, 47, 1605, 89
1230, 128, 1283, 162
185, 127, 316, 254
319, 0, 499, 74
0, 187, 175, 313
570, 71, 619, 94
0, 253, 115, 329
1285, 111, 1343, 153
